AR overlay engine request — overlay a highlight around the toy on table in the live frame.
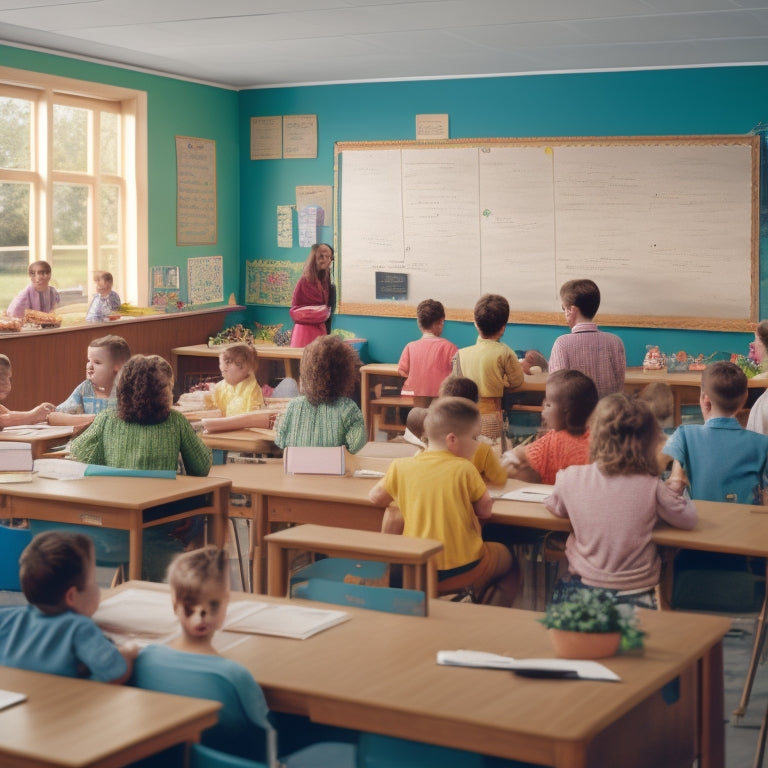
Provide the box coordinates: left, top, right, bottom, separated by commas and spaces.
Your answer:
642, 345, 665, 371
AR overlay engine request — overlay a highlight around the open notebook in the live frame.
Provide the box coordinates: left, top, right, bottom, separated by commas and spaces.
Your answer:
94, 587, 349, 647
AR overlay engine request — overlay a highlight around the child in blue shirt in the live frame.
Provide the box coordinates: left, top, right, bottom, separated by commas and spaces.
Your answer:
0, 531, 136, 682
662, 361, 768, 607
664, 361, 768, 504
48, 334, 131, 429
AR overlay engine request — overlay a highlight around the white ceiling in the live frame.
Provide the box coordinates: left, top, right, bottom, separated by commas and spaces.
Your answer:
0, 0, 767, 89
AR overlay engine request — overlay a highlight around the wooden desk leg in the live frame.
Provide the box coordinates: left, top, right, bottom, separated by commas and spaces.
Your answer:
700, 641, 725, 768
361, 370, 371, 441
733, 561, 768, 722
129, 514, 143, 580
267, 541, 289, 597
251, 493, 268, 594
673, 391, 683, 428
210, 487, 227, 548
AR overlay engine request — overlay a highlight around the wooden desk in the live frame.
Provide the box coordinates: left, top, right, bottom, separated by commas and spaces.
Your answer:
0, 426, 74, 459
201, 428, 278, 456
210, 458, 388, 592
491, 493, 768, 722
0, 474, 230, 580
359, 363, 768, 432
265, 523, 442, 600
119, 583, 727, 768
0, 665, 220, 768
172, 343, 303, 394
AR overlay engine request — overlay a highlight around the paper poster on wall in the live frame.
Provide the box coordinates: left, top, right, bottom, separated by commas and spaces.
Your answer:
175, 136, 217, 245
296, 185, 333, 225
277, 205, 293, 248
416, 114, 449, 140
250, 116, 282, 160
298, 206, 323, 247
151, 266, 180, 289
283, 115, 317, 159
246, 259, 304, 306
187, 255, 223, 305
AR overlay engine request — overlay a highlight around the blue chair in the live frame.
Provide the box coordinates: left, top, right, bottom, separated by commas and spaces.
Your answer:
292, 578, 426, 616
0, 523, 32, 591
27, 520, 130, 585
131, 645, 356, 768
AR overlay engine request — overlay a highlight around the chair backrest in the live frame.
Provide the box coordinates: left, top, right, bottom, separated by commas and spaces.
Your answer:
0, 524, 32, 591
293, 578, 426, 616
191, 743, 266, 768
27, 520, 130, 566
132, 646, 277, 765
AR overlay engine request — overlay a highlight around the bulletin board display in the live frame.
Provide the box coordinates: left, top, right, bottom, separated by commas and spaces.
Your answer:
334, 136, 759, 331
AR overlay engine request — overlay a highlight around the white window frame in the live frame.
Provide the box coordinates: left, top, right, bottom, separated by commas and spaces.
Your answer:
0, 66, 148, 304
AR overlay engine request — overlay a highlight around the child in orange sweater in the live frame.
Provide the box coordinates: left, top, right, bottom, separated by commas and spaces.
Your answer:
502, 369, 597, 484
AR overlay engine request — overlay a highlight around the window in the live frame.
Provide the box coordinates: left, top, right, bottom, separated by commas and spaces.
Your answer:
0, 67, 147, 311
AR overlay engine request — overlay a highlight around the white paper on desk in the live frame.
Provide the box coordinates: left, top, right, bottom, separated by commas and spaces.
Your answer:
94, 589, 254, 651
93, 588, 180, 646
495, 484, 554, 502
0, 689, 27, 711
436, 650, 620, 682
2, 424, 73, 435
224, 600, 349, 640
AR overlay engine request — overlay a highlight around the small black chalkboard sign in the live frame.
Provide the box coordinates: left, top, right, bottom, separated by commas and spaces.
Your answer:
375, 271, 408, 301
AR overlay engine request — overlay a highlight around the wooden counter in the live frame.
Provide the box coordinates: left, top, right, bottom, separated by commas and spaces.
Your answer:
0, 306, 243, 410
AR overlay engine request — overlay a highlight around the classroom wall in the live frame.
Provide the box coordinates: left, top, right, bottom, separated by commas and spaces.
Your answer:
239, 67, 768, 366
0, 44, 242, 309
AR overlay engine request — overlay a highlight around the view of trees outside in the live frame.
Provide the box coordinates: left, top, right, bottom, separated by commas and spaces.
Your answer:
0, 94, 122, 310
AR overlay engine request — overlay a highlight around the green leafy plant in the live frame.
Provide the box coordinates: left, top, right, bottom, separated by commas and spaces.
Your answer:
540, 587, 645, 651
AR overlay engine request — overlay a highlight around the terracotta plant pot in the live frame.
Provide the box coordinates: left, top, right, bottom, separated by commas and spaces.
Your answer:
549, 629, 621, 659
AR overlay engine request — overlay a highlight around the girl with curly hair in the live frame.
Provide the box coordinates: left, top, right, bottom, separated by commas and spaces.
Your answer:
275, 335, 365, 453
544, 393, 697, 608
67, 355, 212, 580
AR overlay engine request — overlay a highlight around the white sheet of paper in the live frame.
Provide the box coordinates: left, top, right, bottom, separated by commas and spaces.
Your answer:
224, 601, 349, 640
495, 484, 554, 502
0, 689, 27, 711
436, 650, 620, 681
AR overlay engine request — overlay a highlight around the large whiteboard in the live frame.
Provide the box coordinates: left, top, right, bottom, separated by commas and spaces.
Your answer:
335, 137, 759, 331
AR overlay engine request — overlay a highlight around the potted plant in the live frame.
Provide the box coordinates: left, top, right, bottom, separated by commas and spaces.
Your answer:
540, 587, 645, 659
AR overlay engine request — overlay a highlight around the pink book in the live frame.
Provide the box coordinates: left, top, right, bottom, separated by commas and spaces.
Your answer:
283, 446, 346, 476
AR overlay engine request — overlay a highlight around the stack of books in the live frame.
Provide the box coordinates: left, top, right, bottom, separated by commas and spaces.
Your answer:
0, 442, 33, 483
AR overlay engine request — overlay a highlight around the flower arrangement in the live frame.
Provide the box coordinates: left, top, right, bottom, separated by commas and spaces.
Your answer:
540, 588, 645, 652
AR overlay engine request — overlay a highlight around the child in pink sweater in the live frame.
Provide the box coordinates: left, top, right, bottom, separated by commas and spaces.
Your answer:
544, 393, 697, 608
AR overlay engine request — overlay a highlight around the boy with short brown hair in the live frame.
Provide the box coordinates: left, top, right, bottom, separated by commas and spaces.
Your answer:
451, 294, 523, 445
549, 278, 625, 399
0, 531, 136, 682
398, 298, 457, 404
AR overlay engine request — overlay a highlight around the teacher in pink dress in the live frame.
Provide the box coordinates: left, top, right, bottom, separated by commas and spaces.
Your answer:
289, 243, 336, 348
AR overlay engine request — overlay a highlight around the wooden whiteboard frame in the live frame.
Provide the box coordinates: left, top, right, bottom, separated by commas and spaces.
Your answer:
334, 135, 759, 332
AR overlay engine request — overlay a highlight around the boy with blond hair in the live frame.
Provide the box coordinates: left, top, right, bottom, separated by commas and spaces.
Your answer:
369, 397, 518, 605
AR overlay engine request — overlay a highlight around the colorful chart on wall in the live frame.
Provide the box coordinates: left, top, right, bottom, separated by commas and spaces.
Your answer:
246, 259, 304, 306
335, 136, 759, 331
187, 255, 223, 305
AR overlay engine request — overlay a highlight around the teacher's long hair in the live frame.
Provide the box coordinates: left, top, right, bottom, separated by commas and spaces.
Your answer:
301, 243, 333, 298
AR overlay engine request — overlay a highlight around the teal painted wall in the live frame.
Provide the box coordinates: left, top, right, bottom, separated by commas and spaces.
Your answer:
239, 67, 768, 365
0, 45, 242, 309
